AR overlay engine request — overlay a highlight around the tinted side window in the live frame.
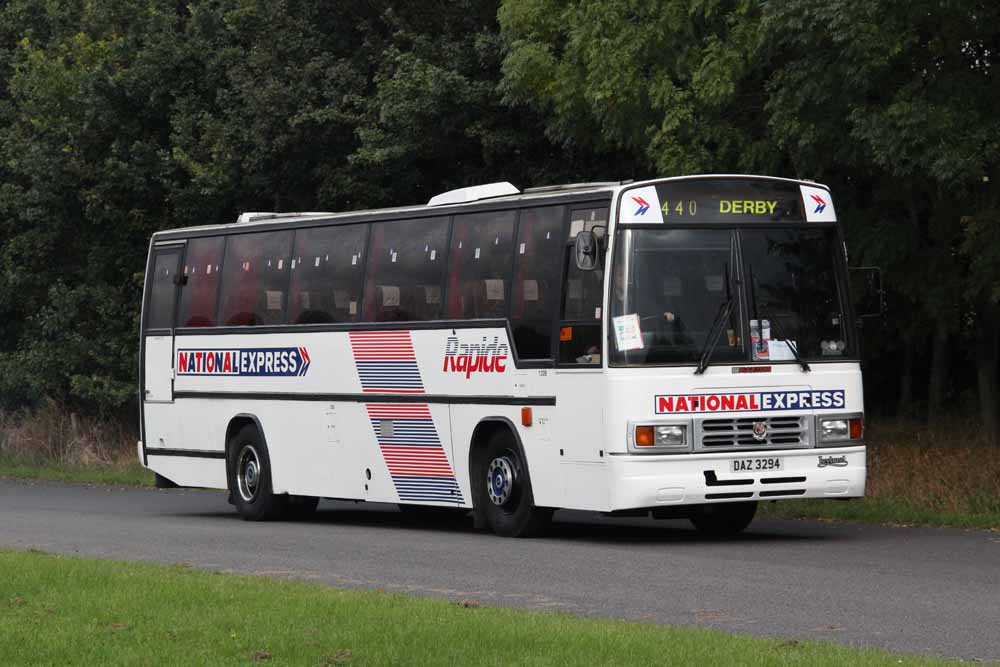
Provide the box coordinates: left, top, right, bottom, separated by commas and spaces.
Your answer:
509, 206, 565, 359
218, 231, 294, 326
146, 249, 180, 330
446, 211, 516, 319
560, 207, 608, 364
177, 237, 225, 327
288, 224, 368, 324
363, 218, 449, 322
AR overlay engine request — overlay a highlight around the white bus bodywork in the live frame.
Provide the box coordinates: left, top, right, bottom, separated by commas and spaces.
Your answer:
140, 176, 866, 532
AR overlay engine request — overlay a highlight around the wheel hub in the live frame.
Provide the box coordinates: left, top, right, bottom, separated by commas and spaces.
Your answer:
236, 445, 261, 503
486, 456, 515, 506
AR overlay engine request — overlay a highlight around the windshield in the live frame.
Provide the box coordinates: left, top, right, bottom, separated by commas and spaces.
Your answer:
741, 228, 851, 362
609, 227, 853, 366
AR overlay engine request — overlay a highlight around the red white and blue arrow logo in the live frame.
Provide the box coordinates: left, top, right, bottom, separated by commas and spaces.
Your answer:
632, 196, 651, 216
810, 194, 827, 214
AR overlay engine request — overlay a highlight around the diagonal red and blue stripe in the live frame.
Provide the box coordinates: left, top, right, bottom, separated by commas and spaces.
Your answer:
349, 331, 425, 393
366, 403, 463, 504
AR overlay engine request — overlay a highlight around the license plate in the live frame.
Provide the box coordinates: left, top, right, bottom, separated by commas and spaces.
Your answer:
731, 457, 783, 473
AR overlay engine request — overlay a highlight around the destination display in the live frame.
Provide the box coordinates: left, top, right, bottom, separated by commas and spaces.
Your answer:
619, 178, 837, 225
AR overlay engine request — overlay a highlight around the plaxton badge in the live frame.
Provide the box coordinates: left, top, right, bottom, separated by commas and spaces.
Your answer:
654, 390, 845, 414
177, 347, 311, 377
818, 455, 849, 468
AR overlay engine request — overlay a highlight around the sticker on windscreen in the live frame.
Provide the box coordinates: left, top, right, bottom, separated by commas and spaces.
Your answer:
612, 313, 644, 351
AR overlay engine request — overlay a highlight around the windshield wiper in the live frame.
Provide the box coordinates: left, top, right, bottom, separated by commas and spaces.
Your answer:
694, 298, 734, 375
746, 263, 810, 372
758, 308, 811, 372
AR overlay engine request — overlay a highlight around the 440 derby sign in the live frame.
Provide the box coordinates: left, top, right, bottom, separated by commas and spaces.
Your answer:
177, 347, 311, 377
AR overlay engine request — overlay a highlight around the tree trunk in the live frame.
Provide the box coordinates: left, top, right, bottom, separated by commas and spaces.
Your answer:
928, 320, 950, 422
898, 335, 915, 417
976, 304, 1000, 445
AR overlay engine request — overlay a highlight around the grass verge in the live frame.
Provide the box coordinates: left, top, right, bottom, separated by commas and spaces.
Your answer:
761, 498, 1000, 531
0, 402, 152, 486
0, 550, 963, 666
0, 460, 152, 487
763, 418, 1000, 530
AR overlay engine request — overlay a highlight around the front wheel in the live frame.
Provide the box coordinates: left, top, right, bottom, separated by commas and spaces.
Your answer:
473, 431, 551, 538
689, 501, 757, 536
228, 424, 287, 521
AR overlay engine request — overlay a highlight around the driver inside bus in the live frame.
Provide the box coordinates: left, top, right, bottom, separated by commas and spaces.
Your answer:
612, 260, 683, 331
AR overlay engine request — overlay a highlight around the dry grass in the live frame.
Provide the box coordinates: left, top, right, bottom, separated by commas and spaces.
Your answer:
863, 418, 1000, 516
0, 401, 136, 469
764, 418, 1000, 528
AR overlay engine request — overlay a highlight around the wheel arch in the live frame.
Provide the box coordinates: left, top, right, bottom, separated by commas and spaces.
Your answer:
225, 413, 268, 460
468, 416, 532, 489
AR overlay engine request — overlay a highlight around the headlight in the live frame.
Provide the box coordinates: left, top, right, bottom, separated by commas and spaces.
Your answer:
818, 415, 863, 444
655, 425, 686, 447
820, 419, 849, 441
634, 424, 688, 451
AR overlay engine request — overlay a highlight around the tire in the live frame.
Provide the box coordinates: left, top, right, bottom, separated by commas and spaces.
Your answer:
227, 424, 287, 521
689, 501, 757, 537
472, 429, 552, 538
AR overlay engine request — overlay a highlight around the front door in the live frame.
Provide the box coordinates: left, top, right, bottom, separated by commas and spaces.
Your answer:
143, 247, 182, 403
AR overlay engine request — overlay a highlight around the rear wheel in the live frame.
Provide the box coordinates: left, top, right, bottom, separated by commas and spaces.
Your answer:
473, 430, 551, 537
689, 501, 757, 536
227, 424, 286, 521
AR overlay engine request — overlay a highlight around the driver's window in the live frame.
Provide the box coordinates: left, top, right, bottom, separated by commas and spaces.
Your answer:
608, 229, 741, 365
559, 207, 608, 364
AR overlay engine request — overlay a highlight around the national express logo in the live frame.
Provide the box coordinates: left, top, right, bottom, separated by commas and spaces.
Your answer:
810, 193, 827, 214
443, 335, 509, 378
655, 390, 845, 414
176, 347, 311, 377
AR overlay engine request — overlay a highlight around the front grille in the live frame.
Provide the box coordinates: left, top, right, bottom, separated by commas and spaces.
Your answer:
696, 416, 810, 451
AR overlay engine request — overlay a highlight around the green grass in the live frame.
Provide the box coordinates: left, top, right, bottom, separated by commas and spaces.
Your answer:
761, 498, 1000, 531
0, 550, 968, 666
0, 460, 152, 487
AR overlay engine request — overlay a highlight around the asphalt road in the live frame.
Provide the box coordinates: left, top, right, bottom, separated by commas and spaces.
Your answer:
1, 480, 997, 661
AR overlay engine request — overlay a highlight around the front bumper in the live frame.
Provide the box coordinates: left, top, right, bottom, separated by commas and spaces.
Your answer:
608, 445, 865, 510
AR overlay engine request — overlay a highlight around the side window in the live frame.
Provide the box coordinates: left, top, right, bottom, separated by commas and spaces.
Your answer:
363, 217, 449, 322
145, 249, 180, 330
288, 224, 368, 324
446, 211, 516, 319
509, 206, 565, 359
218, 231, 294, 326
177, 236, 225, 327
559, 207, 608, 364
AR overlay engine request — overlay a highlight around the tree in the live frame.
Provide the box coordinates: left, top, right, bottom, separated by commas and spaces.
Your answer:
500, 0, 1000, 437
0, 0, 617, 416
762, 0, 1000, 437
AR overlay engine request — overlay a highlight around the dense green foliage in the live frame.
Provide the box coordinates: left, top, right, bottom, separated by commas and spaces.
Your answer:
0, 1, 997, 433
501, 0, 1000, 432
0, 1, 618, 415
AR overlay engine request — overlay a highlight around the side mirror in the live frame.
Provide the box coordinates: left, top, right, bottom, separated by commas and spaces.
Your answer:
574, 230, 599, 271
849, 266, 883, 318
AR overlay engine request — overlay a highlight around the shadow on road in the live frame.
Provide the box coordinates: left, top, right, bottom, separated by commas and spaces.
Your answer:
177, 498, 836, 546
